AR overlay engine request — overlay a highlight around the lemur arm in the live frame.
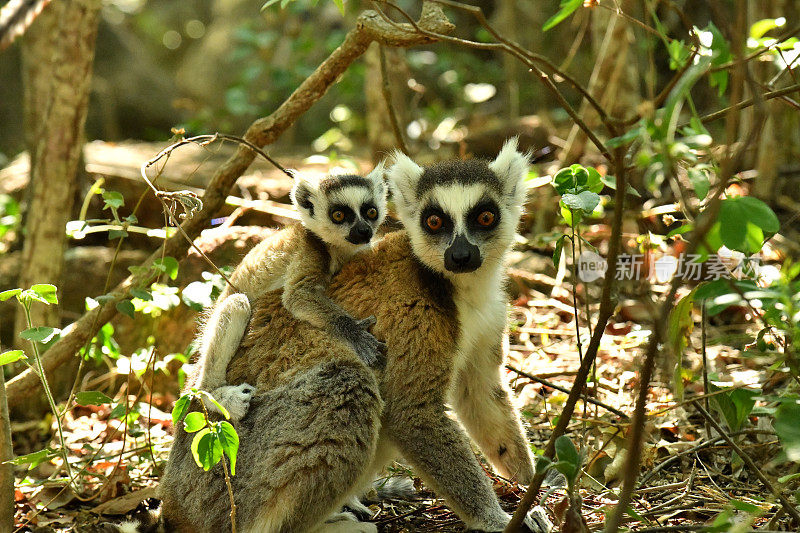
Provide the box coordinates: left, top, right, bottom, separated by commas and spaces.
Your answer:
282, 247, 385, 369
450, 336, 535, 485
378, 316, 511, 531
386, 404, 511, 531
193, 293, 251, 392
281, 248, 347, 331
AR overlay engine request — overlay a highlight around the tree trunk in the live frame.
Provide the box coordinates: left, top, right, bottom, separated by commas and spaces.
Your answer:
15, 0, 101, 415
0, 371, 13, 533
17, 0, 101, 339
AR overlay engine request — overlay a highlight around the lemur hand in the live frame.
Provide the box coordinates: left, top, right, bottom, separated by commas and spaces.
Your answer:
333, 315, 387, 370
210, 383, 255, 422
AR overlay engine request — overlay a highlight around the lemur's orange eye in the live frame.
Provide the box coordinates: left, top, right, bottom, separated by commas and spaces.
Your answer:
331, 210, 345, 223
366, 207, 378, 219
426, 214, 443, 231
477, 211, 495, 226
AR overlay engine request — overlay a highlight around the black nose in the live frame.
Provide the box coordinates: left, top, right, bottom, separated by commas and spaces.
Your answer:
444, 235, 481, 273
346, 221, 373, 244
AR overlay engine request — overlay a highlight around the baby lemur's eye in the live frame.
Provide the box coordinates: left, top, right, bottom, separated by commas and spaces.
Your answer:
426, 214, 443, 231
331, 210, 346, 223
477, 211, 495, 227
365, 207, 378, 220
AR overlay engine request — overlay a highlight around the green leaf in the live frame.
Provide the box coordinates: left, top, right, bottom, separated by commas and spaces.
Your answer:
102, 190, 125, 210
600, 175, 641, 197
0, 288, 21, 302
108, 229, 128, 240
30, 284, 58, 304
667, 39, 691, 70
20, 327, 59, 343
553, 235, 566, 270
729, 499, 761, 515
130, 289, 153, 301
75, 391, 113, 406
668, 289, 695, 400
585, 167, 604, 193
552, 460, 578, 483
778, 472, 800, 484
172, 395, 191, 426
554, 435, 580, 467
553, 167, 577, 194
191, 427, 223, 471
561, 191, 600, 214
711, 385, 758, 432
737, 196, 779, 233
116, 299, 135, 319
331, 0, 344, 15
719, 199, 748, 251
184, 411, 207, 433
666, 224, 692, 238
687, 167, 710, 200
542, 0, 582, 31
0, 350, 26, 366
199, 390, 230, 420
606, 127, 642, 149
261, 0, 281, 10
706, 22, 732, 96
154, 257, 179, 280
5, 448, 58, 469
750, 18, 782, 39
775, 400, 800, 461
534, 455, 553, 475
217, 421, 240, 476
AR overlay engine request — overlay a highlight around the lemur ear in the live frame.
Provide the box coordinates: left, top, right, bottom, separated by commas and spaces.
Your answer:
290, 171, 319, 215
488, 137, 529, 206
387, 151, 423, 210
365, 160, 387, 198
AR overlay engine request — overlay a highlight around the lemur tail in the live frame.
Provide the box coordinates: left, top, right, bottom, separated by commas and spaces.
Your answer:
371, 476, 417, 501
100, 505, 164, 533
0, 0, 52, 51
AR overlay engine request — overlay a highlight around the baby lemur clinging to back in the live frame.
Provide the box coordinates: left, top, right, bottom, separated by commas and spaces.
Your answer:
191, 165, 388, 419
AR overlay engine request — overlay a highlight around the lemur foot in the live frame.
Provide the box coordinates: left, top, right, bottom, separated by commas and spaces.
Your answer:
522, 506, 553, 533
316, 512, 377, 533
209, 383, 255, 421
333, 315, 387, 370
343, 495, 373, 521
468, 507, 553, 533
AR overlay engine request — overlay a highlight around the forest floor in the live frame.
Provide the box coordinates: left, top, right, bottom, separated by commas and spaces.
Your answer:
4, 142, 792, 532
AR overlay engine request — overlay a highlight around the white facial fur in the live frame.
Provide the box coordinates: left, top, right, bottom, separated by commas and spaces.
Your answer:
387, 138, 529, 281
291, 163, 387, 254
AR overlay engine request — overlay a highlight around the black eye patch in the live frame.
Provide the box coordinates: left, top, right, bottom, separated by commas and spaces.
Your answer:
420, 205, 453, 235
466, 200, 501, 232
328, 205, 355, 225
361, 203, 379, 221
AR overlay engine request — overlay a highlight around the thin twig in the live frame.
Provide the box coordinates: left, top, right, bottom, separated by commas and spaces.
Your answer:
506, 365, 628, 419
698, 83, 800, 124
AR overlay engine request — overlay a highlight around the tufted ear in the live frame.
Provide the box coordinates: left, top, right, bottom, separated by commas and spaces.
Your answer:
488, 137, 529, 206
289, 171, 320, 217
386, 151, 424, 211
365, 160, 387, 199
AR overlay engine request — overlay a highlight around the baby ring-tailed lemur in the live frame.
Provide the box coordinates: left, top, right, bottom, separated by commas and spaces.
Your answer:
191, 165, 388, 420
